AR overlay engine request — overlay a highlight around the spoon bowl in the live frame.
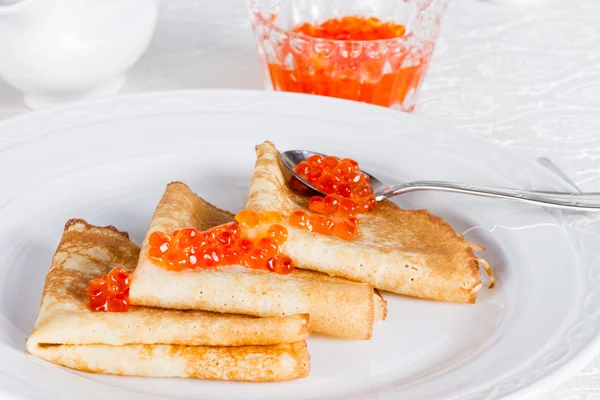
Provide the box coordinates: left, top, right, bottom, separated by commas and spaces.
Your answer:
281, 149, 386, 195
280, 149, 600, 211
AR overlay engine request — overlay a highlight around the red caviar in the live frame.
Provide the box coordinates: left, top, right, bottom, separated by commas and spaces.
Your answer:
288, 154, 378, 241
295, 154, 376, 215
266, 16, 427, 110
148, 211, 294, 274
293, 16, 406, 41
288, 209, 358, 241
88, 267, 131, 312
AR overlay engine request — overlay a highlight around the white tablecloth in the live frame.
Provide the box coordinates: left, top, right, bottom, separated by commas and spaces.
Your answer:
1, 0, 599, 398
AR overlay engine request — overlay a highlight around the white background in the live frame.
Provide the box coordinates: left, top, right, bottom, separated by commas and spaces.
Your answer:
1, 0, 599, 398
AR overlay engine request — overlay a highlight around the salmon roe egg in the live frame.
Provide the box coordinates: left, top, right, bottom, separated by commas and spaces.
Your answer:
308, 196, 325, 213
235, 209, 260, 228
148, 231, 169, 247
260, 211, 283, 224
289, 209, 309, 229
267, 224, 288, 245
266, 255, 294, 275
148, 211, 295, 274
309, 214, 335, 235
259, 237, 279, 257
322, 156, 340, 169
322, 195, 340, 215
88, 267, 131, 312
334, 219, 358, 241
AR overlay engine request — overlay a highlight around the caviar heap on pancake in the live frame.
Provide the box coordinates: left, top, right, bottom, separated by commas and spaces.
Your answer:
88, 267, 131, 312
290, 154, 376, 240
147, 211, 294, 275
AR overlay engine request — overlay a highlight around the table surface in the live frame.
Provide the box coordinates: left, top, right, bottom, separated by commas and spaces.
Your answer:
1, 0, 600, 398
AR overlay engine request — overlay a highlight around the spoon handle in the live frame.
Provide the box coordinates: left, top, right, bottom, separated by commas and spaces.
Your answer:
376, 181, 600, 211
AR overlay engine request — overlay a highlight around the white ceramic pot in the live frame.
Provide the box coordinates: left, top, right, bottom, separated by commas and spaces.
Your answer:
0, 0, 159, 109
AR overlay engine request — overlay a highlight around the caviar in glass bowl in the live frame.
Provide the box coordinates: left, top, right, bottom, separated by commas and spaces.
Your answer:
248, 0, 450, 112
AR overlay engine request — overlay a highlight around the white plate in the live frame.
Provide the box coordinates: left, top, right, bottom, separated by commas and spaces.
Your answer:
0, 90, 599, 400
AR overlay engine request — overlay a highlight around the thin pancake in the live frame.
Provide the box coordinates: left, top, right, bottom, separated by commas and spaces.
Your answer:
129, 182, 386, 339
27, 219, 309, 382
245, 141, 484, 303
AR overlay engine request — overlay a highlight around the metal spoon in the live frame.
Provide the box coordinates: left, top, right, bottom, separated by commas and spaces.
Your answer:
281, 150, 600, 212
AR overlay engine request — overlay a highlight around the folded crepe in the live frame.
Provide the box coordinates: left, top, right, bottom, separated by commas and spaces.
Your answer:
27, 219, 310, 382
246, 141, 489, 303
129, 182, 387, 340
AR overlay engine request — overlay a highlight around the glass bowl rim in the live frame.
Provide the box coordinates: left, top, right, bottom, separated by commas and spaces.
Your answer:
247, 0, 433, 46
